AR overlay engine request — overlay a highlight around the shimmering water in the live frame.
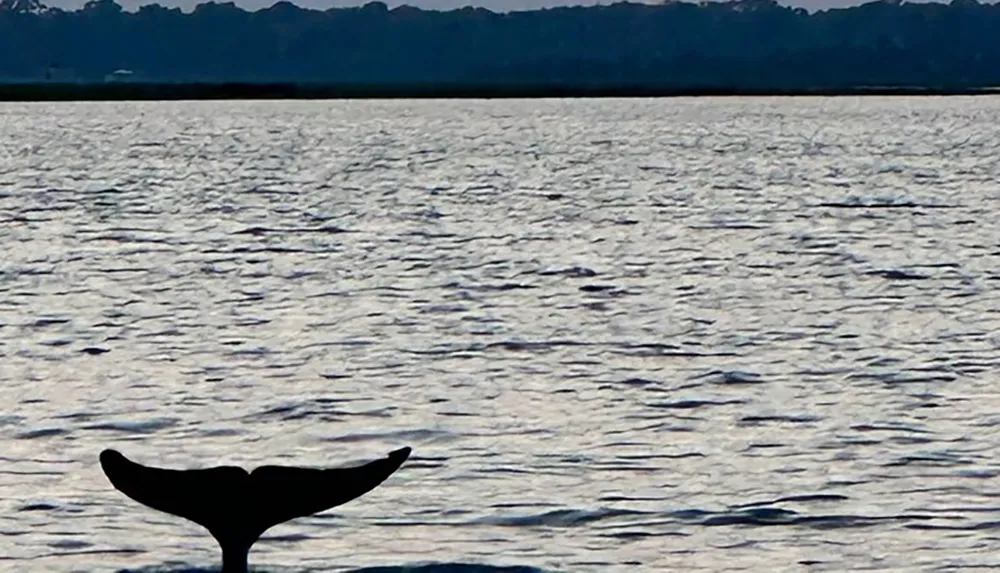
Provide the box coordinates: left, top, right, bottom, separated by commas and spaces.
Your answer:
1, 96, 999, 573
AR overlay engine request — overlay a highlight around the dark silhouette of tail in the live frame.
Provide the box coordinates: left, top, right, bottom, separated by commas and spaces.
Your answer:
100, 446, 412, 573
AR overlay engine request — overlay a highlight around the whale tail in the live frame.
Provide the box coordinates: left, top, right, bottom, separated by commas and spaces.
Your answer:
100, 446, 412, 573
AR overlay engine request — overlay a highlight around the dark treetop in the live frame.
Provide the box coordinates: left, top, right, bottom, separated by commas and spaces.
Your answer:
1, 0, 999, 93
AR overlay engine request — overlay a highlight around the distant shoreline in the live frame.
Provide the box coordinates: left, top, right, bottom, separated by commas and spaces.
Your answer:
2, 83, 1000, 102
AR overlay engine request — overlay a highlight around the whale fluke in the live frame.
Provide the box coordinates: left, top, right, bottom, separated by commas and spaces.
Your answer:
100, 446, 412, 573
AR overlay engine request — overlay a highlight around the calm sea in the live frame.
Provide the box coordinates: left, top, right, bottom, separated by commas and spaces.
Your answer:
1, 97, 999, 573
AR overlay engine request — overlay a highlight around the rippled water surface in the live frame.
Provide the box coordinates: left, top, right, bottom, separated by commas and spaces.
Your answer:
2, 97, 1000, 572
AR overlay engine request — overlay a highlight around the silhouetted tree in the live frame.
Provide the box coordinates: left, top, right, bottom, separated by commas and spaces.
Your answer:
1, 0, 998, 87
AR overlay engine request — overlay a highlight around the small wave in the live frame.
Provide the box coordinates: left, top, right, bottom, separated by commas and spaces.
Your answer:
818, 200, 956, 209
577, 284, 620, 293
647, 399, 746, 410
686, 370, 764, 385
244, 400, 395, 423
81, 346, 112, 355
0, 415, 26, 427
672, 507, 945, 529
733, 494, 850, 509
487, 340, 590, 352
867, 269, 931, 281
351, 565, 550, 573
475, 507, 648, 527
534, 266, 598, 278
18, 502, 59, 511
738, 414, 821, 425
233, 225, 352, 235
469, 501, 947, 532
15, 427, 70, 439
442, 281, 536, 292
322, 428, 457, 445
82, 418, 181, 433
117, 564, 550, 573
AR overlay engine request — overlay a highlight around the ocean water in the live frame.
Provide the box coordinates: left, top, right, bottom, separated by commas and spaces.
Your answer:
0, 96, 999, 573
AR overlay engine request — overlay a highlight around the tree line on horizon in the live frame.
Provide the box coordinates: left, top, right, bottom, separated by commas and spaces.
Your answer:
1, 0, 998, 89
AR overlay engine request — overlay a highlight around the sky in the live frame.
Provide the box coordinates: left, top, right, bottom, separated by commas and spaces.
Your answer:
43, 0, 934, 14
